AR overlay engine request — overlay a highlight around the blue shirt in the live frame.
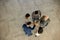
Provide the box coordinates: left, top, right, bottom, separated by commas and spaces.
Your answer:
22, 24, 35, 35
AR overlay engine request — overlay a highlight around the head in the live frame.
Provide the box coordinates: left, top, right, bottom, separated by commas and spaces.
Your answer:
25, 13, 30, 19
26, 21, 32, 27
35, 11, 38, 14
42, 15, 49, 21
34, 10, 41, 15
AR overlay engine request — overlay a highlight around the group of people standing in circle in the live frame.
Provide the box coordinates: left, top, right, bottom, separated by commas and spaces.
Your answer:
22, 10, 50, 37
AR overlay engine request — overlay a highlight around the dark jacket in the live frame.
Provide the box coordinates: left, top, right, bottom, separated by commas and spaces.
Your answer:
40, 18, 50, 27
22, 24, 35, 36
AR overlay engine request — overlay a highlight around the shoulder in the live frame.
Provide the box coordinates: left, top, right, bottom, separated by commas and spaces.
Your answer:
32, 12, 35, 15
22, 24, 27, 27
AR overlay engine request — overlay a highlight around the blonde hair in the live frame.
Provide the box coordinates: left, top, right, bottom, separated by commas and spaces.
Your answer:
42, 15, 49, 21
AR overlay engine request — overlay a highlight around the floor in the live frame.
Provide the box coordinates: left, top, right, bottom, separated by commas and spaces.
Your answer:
0, 0, 60, 40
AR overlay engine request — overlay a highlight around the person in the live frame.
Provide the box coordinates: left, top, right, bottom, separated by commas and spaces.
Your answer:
40, 15, 50, 28
34, 21, 43, 37
22, 21, 35, 36
33, 21, 40, 33
35, 27, 43, 37
32, 10, 41, 22
25, 13, 32, 23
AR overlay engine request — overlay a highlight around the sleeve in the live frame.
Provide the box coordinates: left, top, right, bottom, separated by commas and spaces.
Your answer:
38, 10, 41, 17
31, 25, 35, 30
45, 19, 50, 26
32, 12, 35, 18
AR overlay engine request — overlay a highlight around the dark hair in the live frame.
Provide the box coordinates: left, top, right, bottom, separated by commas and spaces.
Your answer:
26, 22, 31, 25
38, 27, 43, 34
25, 13, 30, 18
35, 11, 38, 14
35, 21, 39, 23
34, 10, 41, 16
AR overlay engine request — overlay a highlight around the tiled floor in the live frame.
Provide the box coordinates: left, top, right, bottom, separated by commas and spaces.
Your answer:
0, 0, 60, 40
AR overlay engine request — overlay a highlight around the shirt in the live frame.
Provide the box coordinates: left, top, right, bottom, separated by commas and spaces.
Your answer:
22, 24, 35, 35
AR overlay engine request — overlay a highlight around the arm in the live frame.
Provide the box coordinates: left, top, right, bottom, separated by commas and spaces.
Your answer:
45, 19, 50, 26
32, 12, 35, 18
30, 25, 35, 30
39, 12, 41, 17
38, 10, 41, 17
